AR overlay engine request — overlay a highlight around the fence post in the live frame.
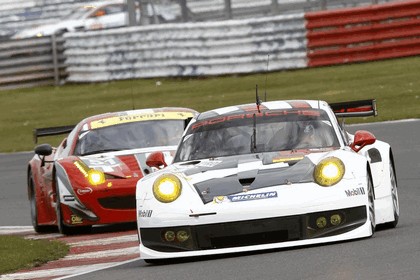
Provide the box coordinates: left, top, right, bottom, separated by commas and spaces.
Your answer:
179, 0, 189, 22
271, 0, 279, 14
127, 0, 137, 26
320, 0, 327, 10
224, 0, 232, 20
139, 0, 150, 25
51, 33, 60, 86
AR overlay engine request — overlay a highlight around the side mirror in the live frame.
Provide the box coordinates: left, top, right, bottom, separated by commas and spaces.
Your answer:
146, 151, 167, 169
350, 130, 376, 152
35, 144, 53, 156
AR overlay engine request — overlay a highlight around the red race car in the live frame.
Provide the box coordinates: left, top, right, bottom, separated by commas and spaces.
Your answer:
27, 107, 197, 234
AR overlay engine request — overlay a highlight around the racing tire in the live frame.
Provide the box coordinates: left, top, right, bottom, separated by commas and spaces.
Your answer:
55, 183, 91, 235
383, 158, 400, 228
28, 171, 54, 233
367, 172, 376, 235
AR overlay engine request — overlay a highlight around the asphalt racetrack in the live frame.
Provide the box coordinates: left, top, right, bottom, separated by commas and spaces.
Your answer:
0, 119, 419, 280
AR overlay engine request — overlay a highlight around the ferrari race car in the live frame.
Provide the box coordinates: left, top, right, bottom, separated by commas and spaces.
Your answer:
136, 99, 399, 261
28, 107, 197, 234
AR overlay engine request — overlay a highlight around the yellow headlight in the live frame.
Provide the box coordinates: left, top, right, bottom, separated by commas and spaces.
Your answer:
153, 174, 182, 203
314, 157, 345, 186
87, 170, 105, 185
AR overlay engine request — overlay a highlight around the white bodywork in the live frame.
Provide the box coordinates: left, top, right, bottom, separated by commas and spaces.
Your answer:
12, 0, 179, 39
13, 1, 127, 39
136, 100, 398, 260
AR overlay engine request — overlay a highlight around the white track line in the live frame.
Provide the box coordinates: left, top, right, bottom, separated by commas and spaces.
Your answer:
68, 234, 138, 246
0, 226, 34, 235
0, 262, 122, 280
54, 257, 141, 280
64, 246, 139, 260
25, 233, 64, 240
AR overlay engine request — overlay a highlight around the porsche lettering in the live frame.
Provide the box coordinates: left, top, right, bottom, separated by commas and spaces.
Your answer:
191, 110, 321, 130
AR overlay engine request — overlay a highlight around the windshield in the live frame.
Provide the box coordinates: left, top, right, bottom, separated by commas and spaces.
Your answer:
63, 5, 96, 20
174, 109, 339, 162
74, 120, 184, 156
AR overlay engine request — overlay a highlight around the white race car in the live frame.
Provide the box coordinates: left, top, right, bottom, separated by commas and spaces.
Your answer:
12, 0, 179, 39
136, 99, 399, 262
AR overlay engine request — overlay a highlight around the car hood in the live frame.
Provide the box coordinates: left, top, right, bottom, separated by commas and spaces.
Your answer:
13, 20, 83, 38
77, 148, 175, 178
170, 151, 325, 204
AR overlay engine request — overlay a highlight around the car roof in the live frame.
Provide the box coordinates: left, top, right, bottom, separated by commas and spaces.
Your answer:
79, 107, 198, 130
196, 100, 329, 121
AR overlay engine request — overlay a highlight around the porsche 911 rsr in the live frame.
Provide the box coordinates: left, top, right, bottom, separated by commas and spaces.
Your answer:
136, 100, 399, 262
28, 107, 197, 234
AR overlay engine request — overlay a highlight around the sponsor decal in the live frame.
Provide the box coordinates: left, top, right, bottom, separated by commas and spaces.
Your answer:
191, 110, 321, 130
345, 187, 366, 197
227, 191, 278, 202
90, 112, 195, 129
138, 210, 153, 218
272, 156, 304, 163
70, 215, 83, 224
77, 188, 93, 195
213, 196, 225, 204
197, 160, 222, 168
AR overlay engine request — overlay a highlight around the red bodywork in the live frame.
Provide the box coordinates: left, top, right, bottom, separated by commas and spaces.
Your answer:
27, 107, 197, 231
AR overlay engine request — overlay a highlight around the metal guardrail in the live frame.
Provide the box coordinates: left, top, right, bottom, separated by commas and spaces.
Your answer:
64, 13, 308, 82
0, 35, 66, 90
174, 0, 393, 22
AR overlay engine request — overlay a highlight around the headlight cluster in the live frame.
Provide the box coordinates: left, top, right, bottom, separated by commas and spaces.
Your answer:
316, 213, 343, 228
163, 229, 190, 243
313, 157, 345, 186
153, 174, 182, 203
74, 160, 105, 186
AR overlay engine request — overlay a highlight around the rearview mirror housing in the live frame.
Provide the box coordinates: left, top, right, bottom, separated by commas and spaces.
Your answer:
34, 144, 53, 156
350, 130, 376, 152
146, 151, 167, 169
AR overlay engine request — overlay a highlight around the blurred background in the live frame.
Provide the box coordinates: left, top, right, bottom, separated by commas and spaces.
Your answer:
0, 0, 409, 90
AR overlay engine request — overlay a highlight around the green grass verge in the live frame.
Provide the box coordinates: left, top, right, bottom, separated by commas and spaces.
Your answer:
0, 235, 69, 274
0, 56, 419, 153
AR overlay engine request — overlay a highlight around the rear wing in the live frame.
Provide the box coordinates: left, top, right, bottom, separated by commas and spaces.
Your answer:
33, 125, 75, 143
330, 99, 377, 118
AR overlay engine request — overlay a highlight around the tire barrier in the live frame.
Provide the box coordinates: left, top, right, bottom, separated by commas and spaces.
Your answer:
64, 14, 308, 82
306, 0, 420, 67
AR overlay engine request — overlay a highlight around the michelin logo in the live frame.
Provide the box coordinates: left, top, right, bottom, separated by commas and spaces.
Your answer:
227, 191, 278, 202
345, 187, 365, 197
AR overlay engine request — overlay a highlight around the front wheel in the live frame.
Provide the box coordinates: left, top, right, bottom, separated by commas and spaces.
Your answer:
384, 158, 400, 228
367, 172, 376, 235
55, 183, 91, 235
29, 171, 53, 233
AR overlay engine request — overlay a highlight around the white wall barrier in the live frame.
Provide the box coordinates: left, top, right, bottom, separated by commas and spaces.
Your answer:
64, 13, 308, 82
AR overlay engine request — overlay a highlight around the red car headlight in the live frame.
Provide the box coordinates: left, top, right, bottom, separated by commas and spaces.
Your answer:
74, 160, 106, 186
